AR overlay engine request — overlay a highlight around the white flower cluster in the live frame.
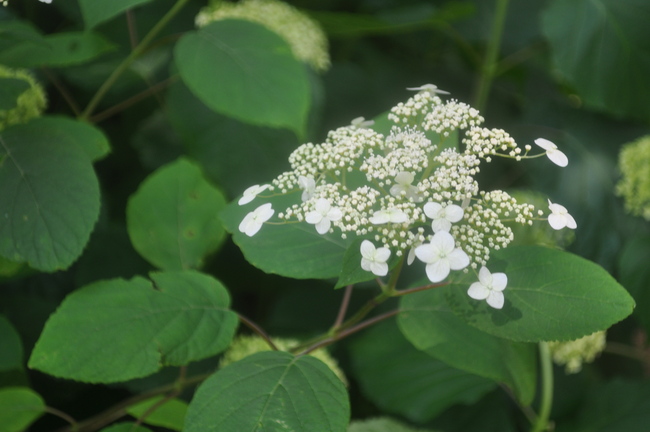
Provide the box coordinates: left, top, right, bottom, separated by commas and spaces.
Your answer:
238, 85, 576, 309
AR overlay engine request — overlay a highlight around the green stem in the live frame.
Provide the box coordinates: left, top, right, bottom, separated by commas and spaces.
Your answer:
530, 342, 553, 432
474, 0, 510, 112
80, 0, 189, 120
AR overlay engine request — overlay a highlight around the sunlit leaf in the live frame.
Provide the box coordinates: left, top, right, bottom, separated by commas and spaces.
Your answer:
0, 387, 45, 432
126, 396, 187, 431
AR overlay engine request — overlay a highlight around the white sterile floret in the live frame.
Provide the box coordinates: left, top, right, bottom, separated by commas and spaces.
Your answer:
406, 83, 450, 95
535, 138, 568, 167
239, 203, 274, 237
238, 184, 270, 205
547, 199, 577, 230
298, 175, 316, 201
415, 231, 470, 282
360, 240, 391, 276
351, 116, 374, 129
467, 266, 507, 309
369, 208, 409, 225
305, 198, 343, 234
390, 171, 421, 201
424, 202, 464, 232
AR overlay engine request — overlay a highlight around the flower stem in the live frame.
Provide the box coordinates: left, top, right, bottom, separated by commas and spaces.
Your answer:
474, 0, 510, 112
238, 313, 279, 350
530, 342, 554, 432
80, 0, 190, 120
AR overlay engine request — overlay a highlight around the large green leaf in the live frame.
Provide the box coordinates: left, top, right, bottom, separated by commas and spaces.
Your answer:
0, 78, 30, 111
541, 0, 650, 119
0, 31, 114, 68
79, 0, 155, 29
0, 315, 23, 372
184, 351, 349, 432
398, 288, 536, 405
221, 193, 350, 279
126, 396, 187, 431
0, 387, 45, 432
556, 380, 650, 432
175, 20, 310, 136
348, 417, 439, 432
445, 246, 635, 342
127, 158, 227, 271
348, 319, 496, 423
28, 271, 238, 383
0, 121, 100, 271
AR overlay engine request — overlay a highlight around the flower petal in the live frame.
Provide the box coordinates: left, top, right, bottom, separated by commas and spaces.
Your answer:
374, 247, 391, 263
432, 231, 455, 253
423, 202, 442, 219
425, 260, 450, 283
447, 248, 470, 270
565, 213, 577, 229
547, 149, 568, 167
370, 211, 391, 225
486, 291, 505, 309
389, 209, 408, 223
445, 204, 464, 223
328, 207, 343, 221
370, 261, 388, 276
431, 218, 451, 232
314, 198, 331, 214
315, 217, 331, 234
360, 240, 376, 259
548, 213, 567, 230
414, 243, 437, 263
468, 282, 489, 300
534, 138, 556, 151
305, 211, 322, 224
478, 266, 492, 286
491, 272, 508, 291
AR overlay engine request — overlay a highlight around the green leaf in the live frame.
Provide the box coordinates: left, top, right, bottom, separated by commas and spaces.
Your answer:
541, 0, 650, 119
348, 319, 496, 423
446, 246, 635, 342
556, 379, 650, 432
127, 158, 227, 271
28, 271, 238, 383
28, 116, 111, 162
126, 396, 187, 431
0, 387, 45, 432
175, 20, 310, 136
0, 121, 101, 272
79, 0, 155, 29
220, 193, 350, 279
184, 351, 350, 432
348, 417, 439, 432
0, 315, 23, 372
0, 31, 114, 68
0, 78, 30, 111
99, 424, 152, 432
398, 287, 536, 405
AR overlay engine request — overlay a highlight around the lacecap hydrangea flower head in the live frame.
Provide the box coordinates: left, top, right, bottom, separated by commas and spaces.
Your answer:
0, 65, 47, 130
195, 0, 330, 72
237, 84, 576, 309
616, 135, 650, 221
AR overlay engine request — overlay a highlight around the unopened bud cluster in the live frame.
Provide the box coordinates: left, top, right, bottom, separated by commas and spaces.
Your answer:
238, 85, 576, 309
548, 331, 607, 373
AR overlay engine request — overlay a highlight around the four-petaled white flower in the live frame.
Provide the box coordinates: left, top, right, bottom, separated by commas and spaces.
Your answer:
351, 116, 374, 129
414, 231, 470, 282
547, 199, 577, 230
423, 202, 464, 232
360, 240, 391, 276
369, 208, 409, 225
467, 266, 508, 309
239, 203, 274, 237
305, 198, 343, 234
298, 175, 316, 202
406, 83, 450, 95
535, 138, 568, 167
390, 171, 421, 201
238, 184, 270, 205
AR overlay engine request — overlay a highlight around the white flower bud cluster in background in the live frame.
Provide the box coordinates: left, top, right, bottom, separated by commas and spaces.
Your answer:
238, 85, 576, 309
